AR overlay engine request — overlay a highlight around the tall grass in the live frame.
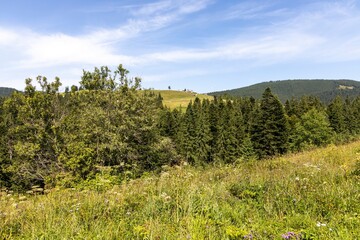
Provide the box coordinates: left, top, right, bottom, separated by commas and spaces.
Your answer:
1, 141, 360, 239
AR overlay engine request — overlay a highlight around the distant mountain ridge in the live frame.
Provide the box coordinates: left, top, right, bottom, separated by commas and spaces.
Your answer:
0, 87, 17, 97
208, 79, 360, 103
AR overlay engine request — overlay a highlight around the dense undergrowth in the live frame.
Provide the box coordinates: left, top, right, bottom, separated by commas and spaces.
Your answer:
1, 141, 359, 239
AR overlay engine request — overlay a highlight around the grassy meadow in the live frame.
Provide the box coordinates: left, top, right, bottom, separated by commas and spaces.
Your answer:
1, 141, 360, 239
143, 89, 213, 110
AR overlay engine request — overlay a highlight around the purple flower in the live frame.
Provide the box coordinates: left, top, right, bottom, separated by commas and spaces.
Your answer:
244, 233, 253, 239
281, 232, 299, 239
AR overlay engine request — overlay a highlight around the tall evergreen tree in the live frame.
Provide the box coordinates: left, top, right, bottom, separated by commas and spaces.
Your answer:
351, 96, 360, 134
327, 96, 346, 133
250, 88, 289, 158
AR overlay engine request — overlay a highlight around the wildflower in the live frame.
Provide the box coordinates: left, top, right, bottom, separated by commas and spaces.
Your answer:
281, 232, 299, 239
244, 233, 253, 239
160, 192, 172, 202
295, 177, 300, 181
316, 222, 326, 227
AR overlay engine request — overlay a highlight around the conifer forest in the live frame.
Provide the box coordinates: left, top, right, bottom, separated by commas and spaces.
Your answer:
1, 65, 360, 191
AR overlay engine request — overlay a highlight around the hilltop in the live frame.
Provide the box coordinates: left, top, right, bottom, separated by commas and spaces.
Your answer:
143, 89, 213, 110
208, 79, 360, 103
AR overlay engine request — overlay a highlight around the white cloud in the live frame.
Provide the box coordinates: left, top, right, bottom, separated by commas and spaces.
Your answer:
0, 28, 18, 45
6, 0, 213, 71
19, 33, 135, 68
1, 0, 360, 91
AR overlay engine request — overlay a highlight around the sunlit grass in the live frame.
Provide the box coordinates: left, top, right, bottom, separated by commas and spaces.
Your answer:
1, 141, 360, 239
143, 89, 213, 110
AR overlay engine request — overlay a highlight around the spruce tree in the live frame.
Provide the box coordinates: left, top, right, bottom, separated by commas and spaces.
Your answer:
250, 88, 289, 158
352, 96, 360, 134
327, 96, 346, 133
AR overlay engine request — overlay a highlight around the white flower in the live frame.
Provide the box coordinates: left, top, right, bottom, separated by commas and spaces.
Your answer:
316, 222, 326, 227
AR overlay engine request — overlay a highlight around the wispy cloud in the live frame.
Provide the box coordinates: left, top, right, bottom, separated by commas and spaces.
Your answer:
1, 0, 213, 71
1, 0, 360, 91
140, 0, 360, 64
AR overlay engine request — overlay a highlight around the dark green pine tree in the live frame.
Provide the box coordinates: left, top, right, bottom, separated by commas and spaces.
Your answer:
343, 97, 356, 134
176, 98, 211, 165
327, 96, 346, 134
192, 97, 212, 164
207, 97, 221, 162
223, 100, 240, 163
233, 99, 252, 158
250, 87, 289, 159
351, 96, 360, 134
176, 101, 195, 163
285, 98, 298, 117
158, 107, 179, 137
237, 97, 255, 132
209, 99, 226, 163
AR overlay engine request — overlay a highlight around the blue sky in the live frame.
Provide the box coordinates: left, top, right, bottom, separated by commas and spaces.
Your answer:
1, 0, 360, 93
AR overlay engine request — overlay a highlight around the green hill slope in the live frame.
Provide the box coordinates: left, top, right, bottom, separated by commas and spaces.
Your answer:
208, 79, 360, 103
0, 87, 17, 97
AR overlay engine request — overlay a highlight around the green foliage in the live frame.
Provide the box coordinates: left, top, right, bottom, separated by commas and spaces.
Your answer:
229, 182, 265, 201
0, 65, 178, 190
1, 65, 360, 193
291, 109, 334, 151
225, 225, 250, 239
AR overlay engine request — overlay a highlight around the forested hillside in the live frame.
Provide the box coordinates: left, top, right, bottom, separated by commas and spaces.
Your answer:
0, 87, 17, 97
209, 79, 360, 103
1, 66, 360, 191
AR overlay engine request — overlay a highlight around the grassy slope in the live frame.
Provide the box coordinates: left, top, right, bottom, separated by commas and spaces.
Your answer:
1, 142, 360, 239
144, 90, 213, 110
